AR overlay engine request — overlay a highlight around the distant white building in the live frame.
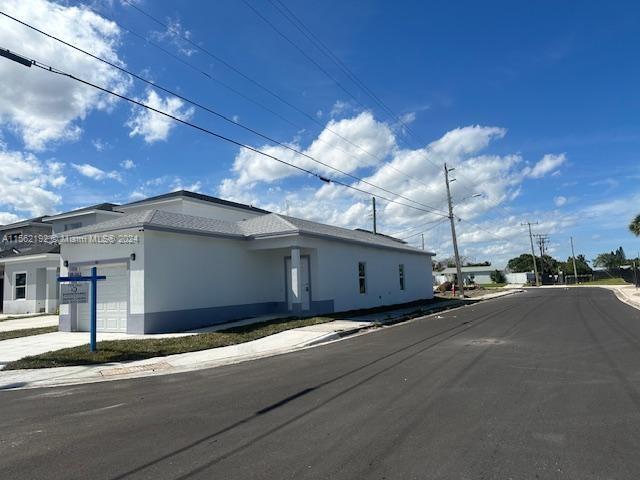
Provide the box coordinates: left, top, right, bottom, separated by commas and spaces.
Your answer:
439, 265, 500, 285
54, 191, 435, 334
437, 266, 535, 285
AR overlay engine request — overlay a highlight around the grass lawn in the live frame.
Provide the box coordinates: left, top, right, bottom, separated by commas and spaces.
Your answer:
574, 278, 629, 285
3, 316, 333, 370
0, 326, 58, 341
478, 283, 507, 288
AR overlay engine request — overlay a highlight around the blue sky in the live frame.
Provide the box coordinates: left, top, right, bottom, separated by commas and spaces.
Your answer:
0, 0, 639, 265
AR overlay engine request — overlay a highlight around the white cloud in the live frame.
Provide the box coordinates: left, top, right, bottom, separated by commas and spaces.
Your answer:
554, 195, 567, 207
0, 212, 21, 225
220, 112, 395, 193
527, 153, 567, 178
72, 163, 121, 181
216, 114, 583, 263
91, 139, 110, 152
330, 100, 354, 118
150, 16, 197, 57
0, 145, 64, 216
126, 89, 195, 143
429, 126, 506, 157
0, 0, 129, 150
121, 159, 136, 169
170, 178, 202, 192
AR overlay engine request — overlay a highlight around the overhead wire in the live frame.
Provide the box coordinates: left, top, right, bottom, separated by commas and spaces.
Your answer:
0, 46, 452, 221
0, 10, 450, 217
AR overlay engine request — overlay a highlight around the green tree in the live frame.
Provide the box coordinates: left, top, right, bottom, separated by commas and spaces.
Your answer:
561, 254, 592, 275
507, 254, 535, 272
630, 214, 640, 236
593, 249, 626, 269
507, 253, 559, 273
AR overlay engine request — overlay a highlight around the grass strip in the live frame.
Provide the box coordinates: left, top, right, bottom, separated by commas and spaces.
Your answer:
0, 326, 58, 341
4, 316, 332, 370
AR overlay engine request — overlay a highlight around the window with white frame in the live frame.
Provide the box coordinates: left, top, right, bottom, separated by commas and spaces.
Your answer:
399, 264, 405, 290
358, 262, 367, 294
14, 272, 26, 300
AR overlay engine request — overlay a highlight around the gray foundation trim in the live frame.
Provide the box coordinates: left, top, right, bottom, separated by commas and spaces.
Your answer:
135, 299, 335, 334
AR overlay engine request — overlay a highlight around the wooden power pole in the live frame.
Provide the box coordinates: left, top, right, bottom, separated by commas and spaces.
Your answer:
521, 221, 540, 286
444, 163, 464, 298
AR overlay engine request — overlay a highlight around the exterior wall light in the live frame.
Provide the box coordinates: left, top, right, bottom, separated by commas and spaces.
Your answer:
130, 253, 136, 261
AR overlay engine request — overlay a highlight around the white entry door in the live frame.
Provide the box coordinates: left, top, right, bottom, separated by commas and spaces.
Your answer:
77, 264, 128, 332
286, 256, 310, 311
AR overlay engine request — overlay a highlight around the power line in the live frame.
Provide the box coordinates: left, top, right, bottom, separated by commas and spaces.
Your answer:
399, 219, 447, 241
0, 10, 449, 217
118, 0, 446, 200
119, 0, 407, 173
0, 46, 451, 221
390, 217, 444, 237
241, 0, 363, 109
80, 4, 440, 199
267, 0, 424, 146
258, 0, 447, 192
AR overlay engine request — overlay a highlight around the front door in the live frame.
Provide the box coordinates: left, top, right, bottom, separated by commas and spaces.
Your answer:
286, 256, 310, 311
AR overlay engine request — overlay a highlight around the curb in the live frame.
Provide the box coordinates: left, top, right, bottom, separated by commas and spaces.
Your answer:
608, 287, 640, 311
0, 290, 523, 391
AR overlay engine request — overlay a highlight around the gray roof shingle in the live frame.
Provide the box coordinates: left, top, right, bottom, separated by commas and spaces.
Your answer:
61, 210, 431, 254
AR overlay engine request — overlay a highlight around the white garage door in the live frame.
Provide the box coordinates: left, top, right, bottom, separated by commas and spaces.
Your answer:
77, 264, 128, 332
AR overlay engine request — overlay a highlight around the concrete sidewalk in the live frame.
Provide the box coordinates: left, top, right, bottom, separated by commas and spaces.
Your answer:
0, 315, 59, 333
0, 320, 372, 390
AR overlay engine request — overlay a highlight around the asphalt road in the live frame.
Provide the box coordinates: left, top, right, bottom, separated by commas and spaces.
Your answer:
2, 288, 640, 479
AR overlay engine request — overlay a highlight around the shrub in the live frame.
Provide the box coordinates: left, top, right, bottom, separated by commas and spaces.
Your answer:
490, 270, 506, 284
437, 281, 453, 292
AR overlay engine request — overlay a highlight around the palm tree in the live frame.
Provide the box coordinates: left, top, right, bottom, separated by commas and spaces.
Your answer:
630, 214, 640, 236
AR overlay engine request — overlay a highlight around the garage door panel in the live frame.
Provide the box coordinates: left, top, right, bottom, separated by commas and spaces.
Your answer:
77, 264, 128, 333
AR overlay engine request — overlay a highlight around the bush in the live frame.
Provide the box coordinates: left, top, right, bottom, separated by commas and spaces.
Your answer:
490, 270, 506, 284
437, 281, 453, 292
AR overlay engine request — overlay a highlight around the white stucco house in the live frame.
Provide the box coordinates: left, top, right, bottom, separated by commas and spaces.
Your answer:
0, 204, 120, 315
57, 191, 435, 334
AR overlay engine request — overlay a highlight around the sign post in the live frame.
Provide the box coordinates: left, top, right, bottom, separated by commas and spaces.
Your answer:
58, 266, 106, 352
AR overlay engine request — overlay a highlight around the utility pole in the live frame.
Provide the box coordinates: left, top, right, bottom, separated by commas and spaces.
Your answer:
570, 236, 579, 285
534, 234, 549, 283
372, 197, 377, 234
421, 233, 425, 251
521, 221, 540, 286
444, 163, 464, 298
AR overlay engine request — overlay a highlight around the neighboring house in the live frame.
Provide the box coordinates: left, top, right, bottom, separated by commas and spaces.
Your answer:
58, 190, 435, 334
0, 218, 59, 314
439, 266, 501, 285
0, 204, 121, 315
43, 203, 121, 234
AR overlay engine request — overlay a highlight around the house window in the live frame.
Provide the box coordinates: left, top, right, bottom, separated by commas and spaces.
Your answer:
14, 272, 26, 300
399, 264, 405, 290
64, 222, 82, 231
358, 262, 367, 294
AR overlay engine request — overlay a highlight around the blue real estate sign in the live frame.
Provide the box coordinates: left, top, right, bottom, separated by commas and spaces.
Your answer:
58, 267, 106, 352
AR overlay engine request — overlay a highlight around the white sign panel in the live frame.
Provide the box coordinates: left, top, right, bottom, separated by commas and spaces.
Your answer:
61, 283, 89, 304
